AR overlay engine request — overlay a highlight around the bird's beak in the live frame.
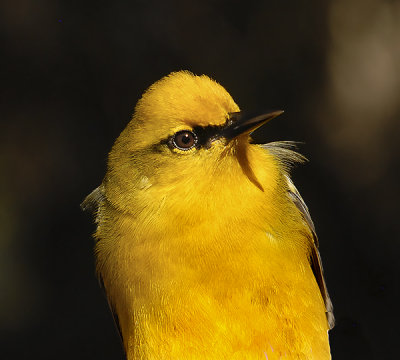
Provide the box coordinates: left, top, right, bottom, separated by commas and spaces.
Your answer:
221, 110, 284, 141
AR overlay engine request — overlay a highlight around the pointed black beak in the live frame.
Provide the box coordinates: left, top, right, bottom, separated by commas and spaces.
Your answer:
221, 110, 284, 141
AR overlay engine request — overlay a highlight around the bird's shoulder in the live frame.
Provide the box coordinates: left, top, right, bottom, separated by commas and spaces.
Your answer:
81, 185, 105, 212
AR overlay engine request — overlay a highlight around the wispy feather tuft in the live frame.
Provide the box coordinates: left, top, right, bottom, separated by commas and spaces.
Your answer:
261, 141, 307, 172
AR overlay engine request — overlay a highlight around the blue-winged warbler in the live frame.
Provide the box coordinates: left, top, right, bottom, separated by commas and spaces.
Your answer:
82, 71, 334, 360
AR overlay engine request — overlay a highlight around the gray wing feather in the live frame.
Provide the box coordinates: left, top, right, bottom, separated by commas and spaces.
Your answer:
286, 176, 335, 330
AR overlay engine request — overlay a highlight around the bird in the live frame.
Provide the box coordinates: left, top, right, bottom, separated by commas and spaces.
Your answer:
82, 71, 334, 360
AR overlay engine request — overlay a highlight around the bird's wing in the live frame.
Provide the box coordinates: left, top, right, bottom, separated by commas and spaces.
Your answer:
81, 186, 105, 220
286, 177, 335, 329
81, 186, 126, 347
98, 276, 125, 352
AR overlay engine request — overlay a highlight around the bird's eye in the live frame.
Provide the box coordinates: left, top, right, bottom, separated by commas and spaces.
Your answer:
172, 130, 197, 150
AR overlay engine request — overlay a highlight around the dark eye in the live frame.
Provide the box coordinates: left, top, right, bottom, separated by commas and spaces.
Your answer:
172, 130, 197, 150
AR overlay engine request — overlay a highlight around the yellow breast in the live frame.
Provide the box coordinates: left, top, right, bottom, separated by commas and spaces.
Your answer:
95, 144, 331, 360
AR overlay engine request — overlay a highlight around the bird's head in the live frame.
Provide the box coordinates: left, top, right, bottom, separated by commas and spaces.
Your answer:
105, 71, 283, 221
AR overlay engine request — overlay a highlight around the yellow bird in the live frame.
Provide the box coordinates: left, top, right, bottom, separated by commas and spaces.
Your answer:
82, 71, 334, 360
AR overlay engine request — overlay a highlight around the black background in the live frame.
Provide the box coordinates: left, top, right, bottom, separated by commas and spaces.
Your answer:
1, 1, 399, 359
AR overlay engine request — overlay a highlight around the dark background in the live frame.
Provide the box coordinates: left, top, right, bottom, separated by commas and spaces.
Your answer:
1, 0, 399, 359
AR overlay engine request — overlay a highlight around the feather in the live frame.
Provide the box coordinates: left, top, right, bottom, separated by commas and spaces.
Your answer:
261, 141, 307, 172
286, 176, 335, 329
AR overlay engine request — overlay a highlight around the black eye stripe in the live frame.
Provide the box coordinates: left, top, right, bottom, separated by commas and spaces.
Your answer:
192, 125, 222, 148
159, 119, 230, 152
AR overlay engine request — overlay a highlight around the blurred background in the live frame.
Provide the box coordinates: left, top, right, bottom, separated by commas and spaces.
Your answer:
1, 0, 399, 359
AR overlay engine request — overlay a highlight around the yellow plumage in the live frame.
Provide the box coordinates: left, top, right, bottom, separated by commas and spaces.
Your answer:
82, 71, 334, 359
